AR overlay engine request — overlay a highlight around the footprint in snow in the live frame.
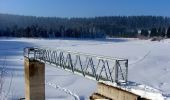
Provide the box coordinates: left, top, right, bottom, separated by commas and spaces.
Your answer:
163, 68, 169, 72
159, 82, 168, 88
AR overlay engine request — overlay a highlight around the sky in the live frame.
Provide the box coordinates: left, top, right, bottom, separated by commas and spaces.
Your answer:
0, 0, 170, 18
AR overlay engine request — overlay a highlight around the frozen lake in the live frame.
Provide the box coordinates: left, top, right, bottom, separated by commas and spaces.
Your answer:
0, 38, 170, 100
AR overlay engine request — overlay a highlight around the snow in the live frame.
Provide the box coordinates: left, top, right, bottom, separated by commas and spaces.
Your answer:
0, 37, 170, 100
45, 81, 79, 100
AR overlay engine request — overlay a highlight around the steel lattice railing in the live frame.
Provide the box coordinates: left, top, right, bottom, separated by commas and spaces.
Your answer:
24, 47, 128, 84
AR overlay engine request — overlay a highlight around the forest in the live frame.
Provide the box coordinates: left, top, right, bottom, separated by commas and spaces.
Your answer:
0, 13, 170, 38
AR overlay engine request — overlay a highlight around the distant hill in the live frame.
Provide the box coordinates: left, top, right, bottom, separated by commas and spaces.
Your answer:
0, 13, 170, 38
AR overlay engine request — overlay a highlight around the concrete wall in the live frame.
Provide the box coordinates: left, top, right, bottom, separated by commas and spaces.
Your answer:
90, 93, 111, 100
97, 82, 138, 100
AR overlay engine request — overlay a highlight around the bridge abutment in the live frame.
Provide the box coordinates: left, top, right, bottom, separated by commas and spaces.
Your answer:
90, 82, 149, 100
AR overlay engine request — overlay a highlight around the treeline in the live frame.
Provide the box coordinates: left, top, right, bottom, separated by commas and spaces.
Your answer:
140, 27, 170, 38
0, 25, 105, 38
0, 13, 170, 38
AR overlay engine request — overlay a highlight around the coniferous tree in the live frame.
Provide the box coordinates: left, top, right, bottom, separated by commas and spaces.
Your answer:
150, 28, 157, 37
141, 29, 149, 37
167, 27, 170, 38
160, 27, 166, 37
158, 27, 162, 37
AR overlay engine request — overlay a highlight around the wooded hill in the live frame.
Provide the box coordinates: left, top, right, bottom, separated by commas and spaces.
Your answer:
0, 13, 170, 38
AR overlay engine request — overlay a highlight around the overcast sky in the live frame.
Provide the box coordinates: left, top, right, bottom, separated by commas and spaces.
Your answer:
0, 0, 170, 17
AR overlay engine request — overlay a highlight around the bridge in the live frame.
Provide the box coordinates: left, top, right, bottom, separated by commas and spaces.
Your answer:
23, 47, 130, 100
24, 47, 128, 84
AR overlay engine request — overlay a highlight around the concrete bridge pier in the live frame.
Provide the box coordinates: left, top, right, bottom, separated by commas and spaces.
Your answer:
24, 58, 45, 100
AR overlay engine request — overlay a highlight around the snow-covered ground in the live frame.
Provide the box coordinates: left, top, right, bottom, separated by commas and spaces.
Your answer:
0, 37, 170, 100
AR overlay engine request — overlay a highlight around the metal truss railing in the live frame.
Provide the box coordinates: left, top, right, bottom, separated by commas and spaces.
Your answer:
24, 47, 128, 84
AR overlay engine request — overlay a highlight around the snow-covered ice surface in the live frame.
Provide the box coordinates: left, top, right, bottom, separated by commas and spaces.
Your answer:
0, 37, 170, 100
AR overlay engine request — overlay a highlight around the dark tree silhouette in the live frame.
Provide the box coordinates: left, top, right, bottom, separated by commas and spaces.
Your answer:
167, 27, 170, 38
150, 28, 158, 37
141, 29, 149, 37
